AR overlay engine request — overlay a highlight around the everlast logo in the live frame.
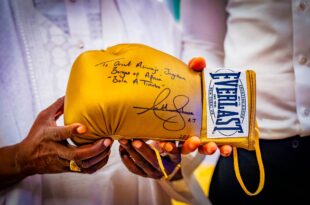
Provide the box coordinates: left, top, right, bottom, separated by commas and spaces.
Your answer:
207, 69, 248, 138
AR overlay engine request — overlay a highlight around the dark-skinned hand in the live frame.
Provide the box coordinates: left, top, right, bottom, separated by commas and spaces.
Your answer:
119, 140, 182, 181
0, 96, 113, 190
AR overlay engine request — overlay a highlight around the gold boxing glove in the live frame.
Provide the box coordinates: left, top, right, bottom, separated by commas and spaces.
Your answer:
64, 44, 264, 196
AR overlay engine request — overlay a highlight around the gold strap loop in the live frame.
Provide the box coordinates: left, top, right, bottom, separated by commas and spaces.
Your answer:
150, 144, 181, 181
233, 126, 265, 196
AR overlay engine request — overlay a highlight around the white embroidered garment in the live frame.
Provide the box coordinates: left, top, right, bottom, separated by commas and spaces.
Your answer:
0, 0, 209, 205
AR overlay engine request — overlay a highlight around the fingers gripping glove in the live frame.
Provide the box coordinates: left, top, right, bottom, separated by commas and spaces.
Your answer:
64, 44, 264, 195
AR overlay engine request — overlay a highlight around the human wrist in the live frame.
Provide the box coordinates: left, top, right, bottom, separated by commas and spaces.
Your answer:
0, 143, 29, 189
14, 141, 36, 176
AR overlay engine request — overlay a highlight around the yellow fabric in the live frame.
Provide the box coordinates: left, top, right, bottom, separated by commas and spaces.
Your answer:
64, 44, 202, 145
171, 199, 189, 205
193, 164, 215, 197
64, 43, 264, 196
199, 70, 207, 142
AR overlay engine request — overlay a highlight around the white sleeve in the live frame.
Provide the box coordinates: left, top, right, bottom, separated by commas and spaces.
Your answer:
180, 0, 227, 68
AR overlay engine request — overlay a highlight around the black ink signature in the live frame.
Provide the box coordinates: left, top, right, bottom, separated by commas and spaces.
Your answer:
133, 88, 194, 131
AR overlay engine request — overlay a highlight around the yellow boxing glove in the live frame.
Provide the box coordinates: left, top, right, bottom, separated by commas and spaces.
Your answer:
64, 43, 264, 196
65, 44, 202, 144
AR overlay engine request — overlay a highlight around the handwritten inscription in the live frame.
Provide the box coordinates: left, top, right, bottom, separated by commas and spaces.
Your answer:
95, 58, 125, 67
95, 58, 185, 89
136, 61, 159, 74
164, 68, 186, 80
133, 88, 194, 131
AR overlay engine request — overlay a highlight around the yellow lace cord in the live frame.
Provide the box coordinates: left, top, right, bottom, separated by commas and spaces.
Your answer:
150, 144, 181, 180
233, 125, 265, 196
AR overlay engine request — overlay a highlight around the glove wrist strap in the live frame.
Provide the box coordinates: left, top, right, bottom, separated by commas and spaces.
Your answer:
233, 125, 265, 196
